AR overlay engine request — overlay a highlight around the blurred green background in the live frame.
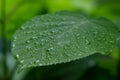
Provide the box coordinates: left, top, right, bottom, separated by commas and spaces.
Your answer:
0, 0, 120, 80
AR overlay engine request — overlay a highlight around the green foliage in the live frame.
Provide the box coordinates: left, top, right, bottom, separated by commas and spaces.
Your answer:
0, 0, 44, 38
1, 0, 120, 38
12, 11, 119, 71
47, 0, 95, 13
93, 0, 120, 20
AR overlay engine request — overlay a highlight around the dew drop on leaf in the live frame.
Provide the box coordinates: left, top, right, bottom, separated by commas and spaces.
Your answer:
85, 39, 90, 45
26, 46, 32, 50
109, 41, 115, 44
26, 40, 30, 43
93, 31, 98, 35
102, 38, 106, 41
50, 30, 55, 34
36, 60, 40, 63
16, 54, 19, 59
20, 60, 24, 64
20, 27, 25, 30
12, 44, 15, 48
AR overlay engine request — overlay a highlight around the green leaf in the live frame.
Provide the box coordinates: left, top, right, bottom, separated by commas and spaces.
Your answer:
1, 0, 43, 38
12, 11, 119, 71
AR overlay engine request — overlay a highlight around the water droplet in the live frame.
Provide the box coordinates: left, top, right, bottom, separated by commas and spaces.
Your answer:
26, 46, 32, 50
16, 54, 19, 59
45, 40, 48, 42
76, 34, 80, 37
93, 31, 98, 35
64, 52, 70, 57
49, 36, 54, 39
13, 39, 16, 42
20, 60, 24, 64
39, 63, 42, 66
30, 37, 37, 40
20, 66, 24, 70
78, 54, 81, 56
41, 39, 45, 42
47, 47, 54, 51
46, 47, 54, 55
109, 40, 115, 44
13, 40, 16, 42
50, 30, 55, 33
12, 44, 15, 48
64, 46, 67, 49
21, 65, 26, 69
26, 40, 30, 43
47, 32, 51, 36
36, 60, 40, 63
62, 18, 66, 21
14, 36, 17, 40
102, 38, 106, 41
21, 27, 25, 30
34, 42, 38, 45
97, 38, 102, 41
71, 21, 75, 24
40, 43, 44, 46
66, 54, 71, 57
76, 34, 80, 40
85, 40, 90, 45
82, 36, 86, 39
30, 62, 33, 65
77, 37, 80, 40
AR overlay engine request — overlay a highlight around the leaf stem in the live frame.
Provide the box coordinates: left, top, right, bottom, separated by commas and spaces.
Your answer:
5, 0, 23, 23
1, 0, 8, 80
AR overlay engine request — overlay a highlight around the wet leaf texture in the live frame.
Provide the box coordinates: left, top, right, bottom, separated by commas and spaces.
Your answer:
12, 11, 119, 71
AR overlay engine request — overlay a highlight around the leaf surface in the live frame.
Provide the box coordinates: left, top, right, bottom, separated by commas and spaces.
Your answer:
12, 11, 119, 71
